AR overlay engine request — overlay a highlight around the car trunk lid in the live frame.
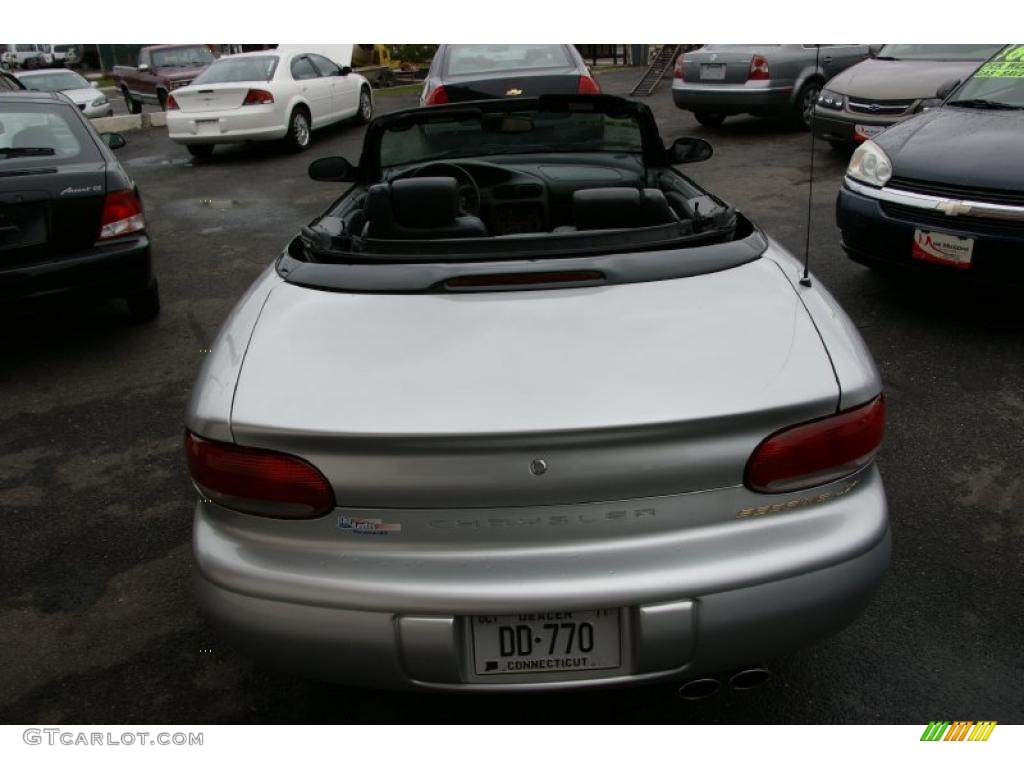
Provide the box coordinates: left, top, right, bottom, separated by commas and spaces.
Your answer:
172, 85, 252, 113
442, 69, 584, 101
683, 46, 776, 84
230, 257, 840, 508
0, 161, 106, 268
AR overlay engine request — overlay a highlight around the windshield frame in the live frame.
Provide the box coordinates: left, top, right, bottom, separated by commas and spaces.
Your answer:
358, 95, 668, 183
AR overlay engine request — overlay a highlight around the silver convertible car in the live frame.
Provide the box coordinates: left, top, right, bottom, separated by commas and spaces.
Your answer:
185, 95, 889, 693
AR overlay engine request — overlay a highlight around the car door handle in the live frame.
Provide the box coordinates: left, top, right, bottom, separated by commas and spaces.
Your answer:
823, 56, 833, 64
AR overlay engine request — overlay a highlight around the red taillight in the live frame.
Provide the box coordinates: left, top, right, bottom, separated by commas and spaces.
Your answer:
243, 88, 274, 105
424, 85, 449, 105
166, 93, 179, 110
744, 396, 885, 493
673, 58, 683, 80
184, 431, 335, 519
98, 189, 145, 240
577, 74, 601, 94
748, 54, 770, 81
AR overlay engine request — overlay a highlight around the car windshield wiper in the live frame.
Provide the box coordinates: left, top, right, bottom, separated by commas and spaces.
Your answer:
946, 98, 1023, 110
873, 56, 897, 61
0, 147, 56, 157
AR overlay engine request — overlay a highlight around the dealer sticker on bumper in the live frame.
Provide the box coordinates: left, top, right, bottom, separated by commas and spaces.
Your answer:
911, 229, 974, 269
854, 124, 884, 141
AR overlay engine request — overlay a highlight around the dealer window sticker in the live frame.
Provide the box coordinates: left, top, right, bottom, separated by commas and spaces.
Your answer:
976, 44, 1024, 78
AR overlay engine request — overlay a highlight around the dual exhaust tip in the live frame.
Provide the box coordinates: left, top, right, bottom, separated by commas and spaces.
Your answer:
677, 667, 771, 700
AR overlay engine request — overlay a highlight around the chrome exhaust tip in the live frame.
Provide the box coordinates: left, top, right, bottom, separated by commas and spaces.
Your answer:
677, 677, 721, 700
728, 666, 771, 691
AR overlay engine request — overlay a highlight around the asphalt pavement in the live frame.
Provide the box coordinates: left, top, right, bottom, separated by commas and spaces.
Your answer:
1, 69, 1022, 724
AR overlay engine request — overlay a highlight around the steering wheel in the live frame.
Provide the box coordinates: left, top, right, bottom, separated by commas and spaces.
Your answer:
411, 162, 481, 217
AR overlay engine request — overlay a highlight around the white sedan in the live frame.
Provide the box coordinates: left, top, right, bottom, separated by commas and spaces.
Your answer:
15, 68, 113, 117
166, 49, 373, 158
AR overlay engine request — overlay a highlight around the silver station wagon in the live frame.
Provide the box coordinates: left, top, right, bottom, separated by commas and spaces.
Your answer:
185, 94, 889, 692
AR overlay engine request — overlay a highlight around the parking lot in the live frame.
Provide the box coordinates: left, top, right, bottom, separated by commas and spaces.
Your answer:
1, 68, 1022, 724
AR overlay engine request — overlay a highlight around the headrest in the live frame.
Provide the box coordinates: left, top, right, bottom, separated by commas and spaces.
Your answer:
12, 125, 57, 149
391, 177, 459, 228
573, 188, 641, 231
572, 187, 678, 230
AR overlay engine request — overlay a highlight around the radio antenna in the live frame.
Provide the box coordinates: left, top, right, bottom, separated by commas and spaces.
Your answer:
800, 44, 821, 288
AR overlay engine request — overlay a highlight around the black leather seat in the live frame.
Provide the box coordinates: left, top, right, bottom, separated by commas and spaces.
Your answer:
556, 187, 679, 232
362, 177, 488, 239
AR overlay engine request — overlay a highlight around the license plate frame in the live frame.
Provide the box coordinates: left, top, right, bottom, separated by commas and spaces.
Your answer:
470, 609, 622, 676
195, 119, 220, 135
700, 63, 727, 81
911, 229, 974, 269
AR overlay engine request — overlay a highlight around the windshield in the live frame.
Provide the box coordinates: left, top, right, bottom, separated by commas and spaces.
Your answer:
19, 71, 90, 91
380, 109, 644, 168
877, 44, 1003, 61
949, 44, 1024, 108
151, 46, 216, 68
445, 44, 572, 75
191, 56, 278, 85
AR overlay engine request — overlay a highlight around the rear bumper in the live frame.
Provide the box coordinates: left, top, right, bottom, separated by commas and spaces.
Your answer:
167, 105, 288, 144
194, 466, 890, 690
671, 80, 793, 113
0, 235, 152, 305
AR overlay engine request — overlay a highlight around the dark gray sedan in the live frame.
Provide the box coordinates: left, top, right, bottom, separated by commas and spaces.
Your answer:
814, 44, 1005, 149
672, 44, 871, 129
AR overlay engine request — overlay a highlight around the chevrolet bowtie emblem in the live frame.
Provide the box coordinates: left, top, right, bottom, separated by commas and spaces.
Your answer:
505, 88, 523, 96
937, 199, 972, 217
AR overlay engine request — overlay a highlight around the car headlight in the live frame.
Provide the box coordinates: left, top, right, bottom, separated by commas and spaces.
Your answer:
914, 97, 942, 113
847, 140, 893, 187
817, 89, 844, 110
92, 96, 109, 107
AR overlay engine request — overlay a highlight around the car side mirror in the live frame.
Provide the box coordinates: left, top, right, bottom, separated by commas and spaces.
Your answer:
340, 66, 353, 76
668, 137, 713, 164
936, 79, 960, 100
101, 132, 127, 150
308, 156, 356, 182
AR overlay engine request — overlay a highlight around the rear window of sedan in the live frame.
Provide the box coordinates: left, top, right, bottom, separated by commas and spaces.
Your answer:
446, 44, 571, 76
0, 103, 100, 166
192, 56, 279, 85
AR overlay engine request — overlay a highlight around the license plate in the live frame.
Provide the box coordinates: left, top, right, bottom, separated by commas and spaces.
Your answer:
700, 63, 726, 80
911, 229, 974, 269
471, 609, 621, 676
0, 202, 47, 251
195, 119, 219, 135
854, 124, 884, 141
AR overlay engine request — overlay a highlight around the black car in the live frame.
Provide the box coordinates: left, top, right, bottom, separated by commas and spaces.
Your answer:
837, 44, 1024, 282
0, 90, 159, 320
419, 44, 600, 106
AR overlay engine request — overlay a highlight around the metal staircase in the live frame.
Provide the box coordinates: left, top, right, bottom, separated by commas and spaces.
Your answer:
630, 45, 682, 97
